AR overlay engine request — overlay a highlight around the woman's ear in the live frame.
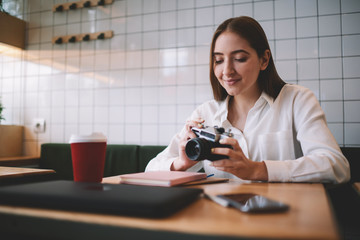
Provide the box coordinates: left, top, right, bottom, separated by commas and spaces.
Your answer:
260, 49, 270, 71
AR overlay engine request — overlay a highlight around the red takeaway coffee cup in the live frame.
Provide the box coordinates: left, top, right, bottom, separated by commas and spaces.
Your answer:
69, 133, 107, 183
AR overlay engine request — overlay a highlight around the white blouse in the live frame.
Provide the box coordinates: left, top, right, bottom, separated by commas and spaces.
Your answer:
146, 84, 350, 183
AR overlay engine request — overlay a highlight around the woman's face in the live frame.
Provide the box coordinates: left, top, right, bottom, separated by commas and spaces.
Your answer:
213, 31, 268, 98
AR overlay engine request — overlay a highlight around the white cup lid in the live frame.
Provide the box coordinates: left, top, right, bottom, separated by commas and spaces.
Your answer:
69, 132, 107, 143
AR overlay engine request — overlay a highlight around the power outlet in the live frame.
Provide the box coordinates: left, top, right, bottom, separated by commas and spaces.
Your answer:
33, 118, 46, 133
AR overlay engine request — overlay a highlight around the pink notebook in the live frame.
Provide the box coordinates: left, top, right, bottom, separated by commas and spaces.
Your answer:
119, 171, 207, 187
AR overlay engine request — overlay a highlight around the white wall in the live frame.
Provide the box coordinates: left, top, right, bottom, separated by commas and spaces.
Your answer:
0, 0, 359, 156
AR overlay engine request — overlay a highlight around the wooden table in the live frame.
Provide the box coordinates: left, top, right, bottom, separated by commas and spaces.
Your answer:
0, 166, 55, 180
0, 180, 339, 240
0, 155, 40, 167
0, 166, 55, 186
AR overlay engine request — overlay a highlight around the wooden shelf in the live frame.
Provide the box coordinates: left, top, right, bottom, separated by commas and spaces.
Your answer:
52, 30, 113, 44
53, 0, 113, 12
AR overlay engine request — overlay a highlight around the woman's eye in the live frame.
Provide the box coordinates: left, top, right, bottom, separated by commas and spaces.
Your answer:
235, 58, 247, 62
214, 59, 223, 64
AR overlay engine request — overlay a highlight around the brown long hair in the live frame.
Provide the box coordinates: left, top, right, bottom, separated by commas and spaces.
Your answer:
209, 16, 285, 101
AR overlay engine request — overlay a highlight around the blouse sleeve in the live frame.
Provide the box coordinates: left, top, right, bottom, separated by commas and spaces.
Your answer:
264, 88, 350, 183
145, 109, 203, 172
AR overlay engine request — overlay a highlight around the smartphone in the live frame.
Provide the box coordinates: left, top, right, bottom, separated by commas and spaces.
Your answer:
216, 193, 289, 213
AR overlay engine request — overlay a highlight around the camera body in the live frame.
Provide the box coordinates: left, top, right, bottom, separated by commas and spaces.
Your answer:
185, 125, 233, 161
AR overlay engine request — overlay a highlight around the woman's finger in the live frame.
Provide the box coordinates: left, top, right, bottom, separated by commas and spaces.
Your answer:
211, 147, 232, 157
219, 138, 242, 152
187, 131, 197, 140
186, 118, 205, 128
211, 159, 235, 168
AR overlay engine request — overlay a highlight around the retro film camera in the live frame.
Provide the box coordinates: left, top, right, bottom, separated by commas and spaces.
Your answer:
185, 125, 233, 161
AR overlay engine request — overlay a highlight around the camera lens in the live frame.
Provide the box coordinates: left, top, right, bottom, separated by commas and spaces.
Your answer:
185, 138, 210, 161
185, 138, 230, 161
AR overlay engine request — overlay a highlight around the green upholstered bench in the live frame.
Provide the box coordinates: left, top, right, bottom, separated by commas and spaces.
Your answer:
340, 147, 360, 183
39, 144, 359, 182
325, 147, 360, 240
39, 143, 166, 180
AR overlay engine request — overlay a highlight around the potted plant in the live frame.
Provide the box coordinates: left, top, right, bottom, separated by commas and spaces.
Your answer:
0, 98, 24, 157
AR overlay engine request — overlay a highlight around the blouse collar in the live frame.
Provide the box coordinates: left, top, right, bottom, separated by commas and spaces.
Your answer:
214, 92, 274, 126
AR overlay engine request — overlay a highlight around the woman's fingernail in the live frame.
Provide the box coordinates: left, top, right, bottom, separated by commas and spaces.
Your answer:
211, 148, 215, 153
219, 139, 225, 144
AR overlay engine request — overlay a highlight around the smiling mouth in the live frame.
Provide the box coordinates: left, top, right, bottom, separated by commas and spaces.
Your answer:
223, 79, 240, 86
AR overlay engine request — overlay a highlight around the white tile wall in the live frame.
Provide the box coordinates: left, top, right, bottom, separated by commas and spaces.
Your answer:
296, 17, 318, 38
343, 57, 360, 78
297, 38, 318, 59
344, 79, 360, 100
319, 36, 341, 58
234, 3, 253, 17
321, 101, 344, 122
320, 58, 342, 79
319, 15, 341, 36
275, 19, 296, 39
296, 0, 317, 17
276, 40, 296, 60
254, 1, 273, 20
275, 0, 295, 19
1, 0, 360, 157
342, 13, 360, 35
320, 79, 343, 101
297, 59, 319, 80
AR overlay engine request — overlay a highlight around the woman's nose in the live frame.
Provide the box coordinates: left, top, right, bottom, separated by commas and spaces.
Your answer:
222, 60, 235, 77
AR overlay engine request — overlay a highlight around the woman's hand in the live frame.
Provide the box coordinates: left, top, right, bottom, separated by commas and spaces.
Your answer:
171, 118, 205, 171
210, 138, 269, 181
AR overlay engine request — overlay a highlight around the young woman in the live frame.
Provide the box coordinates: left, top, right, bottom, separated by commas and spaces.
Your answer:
146, 16, 350, 183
